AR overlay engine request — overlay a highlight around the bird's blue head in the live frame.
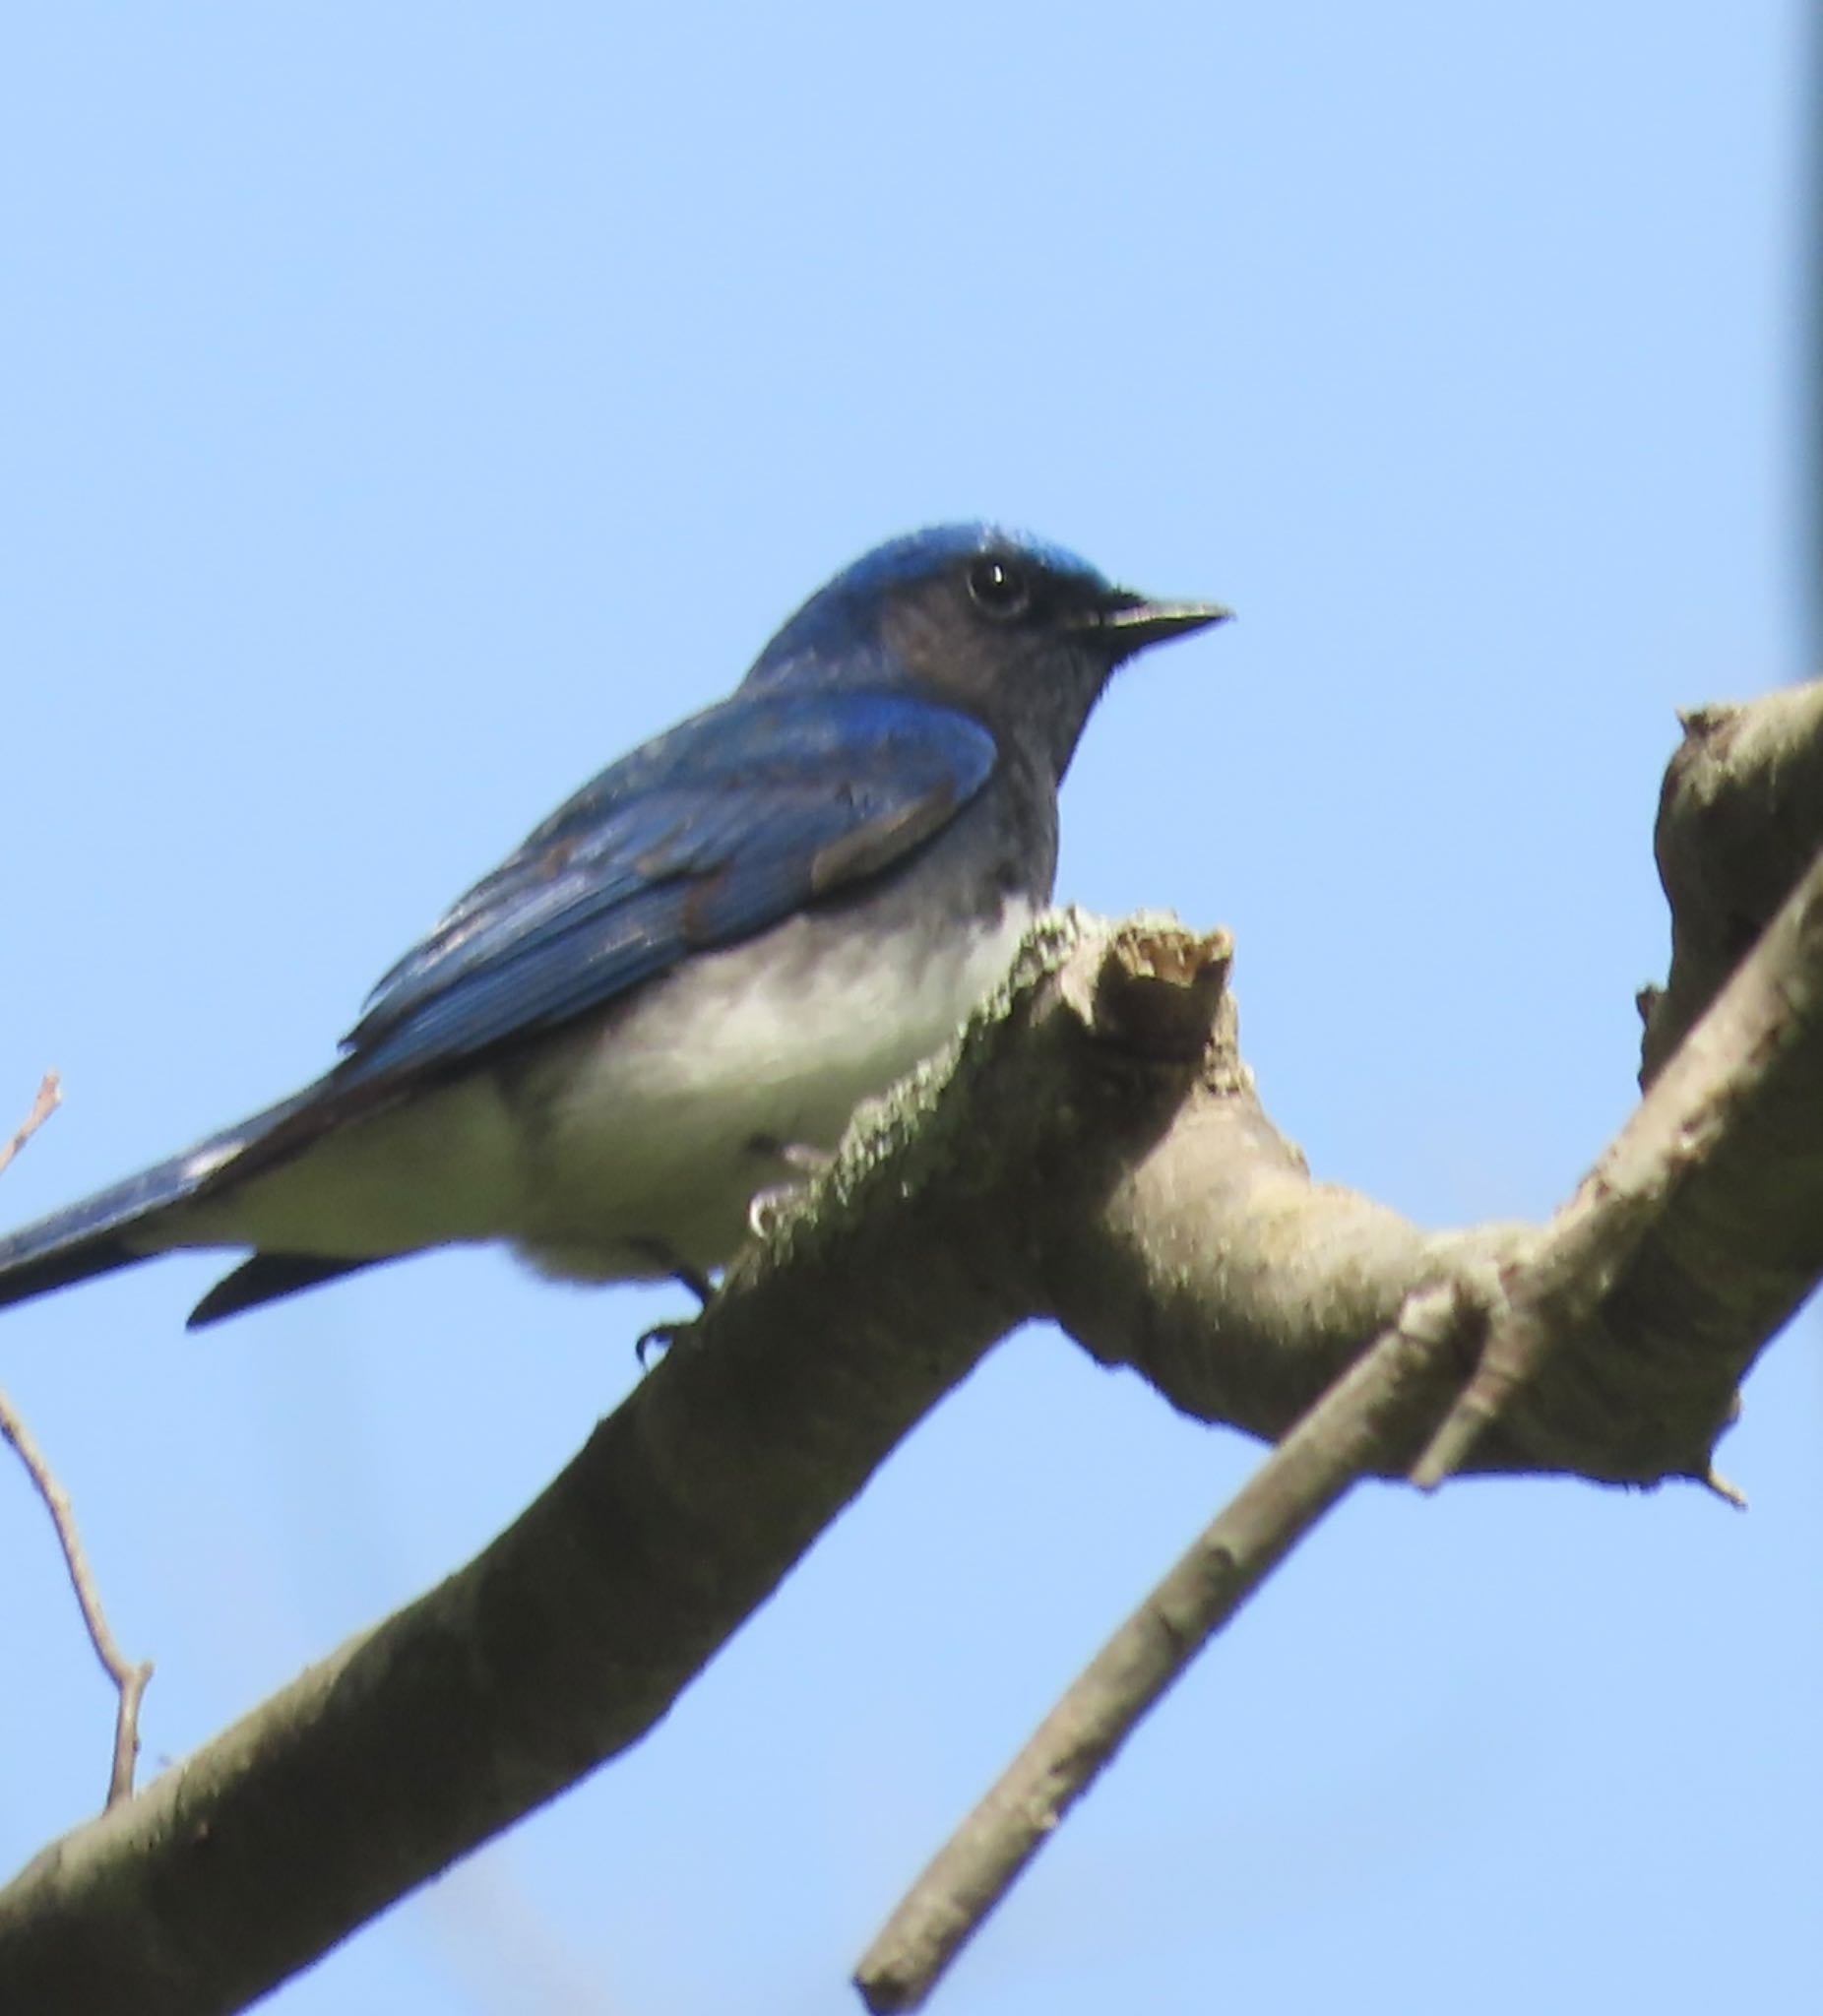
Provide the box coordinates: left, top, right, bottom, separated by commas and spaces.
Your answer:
742, 524, 1229, 783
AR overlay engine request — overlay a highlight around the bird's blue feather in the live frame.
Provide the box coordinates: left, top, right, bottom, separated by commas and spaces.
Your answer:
341, 689, 998, 1086
0, 522, 1223, 1323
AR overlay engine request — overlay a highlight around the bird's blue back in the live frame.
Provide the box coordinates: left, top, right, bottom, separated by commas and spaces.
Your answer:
0, 522, 1223, 1323
335, 523, 1107, 1098
346, 689, 999, 1087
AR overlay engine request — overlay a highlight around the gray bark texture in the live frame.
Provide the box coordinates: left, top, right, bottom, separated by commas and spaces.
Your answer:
1, 678, 1819, 2016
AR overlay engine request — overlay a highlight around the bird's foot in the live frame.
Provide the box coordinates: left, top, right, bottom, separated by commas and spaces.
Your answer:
636, 1319, 689, 1368
746, 1142, 836, 1239
629, 1243, 716, 1367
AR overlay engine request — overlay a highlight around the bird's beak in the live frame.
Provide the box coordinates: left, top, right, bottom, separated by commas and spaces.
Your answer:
1087, 594, 1233, 650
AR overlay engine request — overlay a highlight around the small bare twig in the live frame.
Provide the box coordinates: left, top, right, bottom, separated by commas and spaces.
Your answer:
1412, 838, 1823, 1485
0, 1071, 60, 1178
0, 1395, 155, 1808
0, 1073, 155, 1810
857, 835, 1823, 2009
852, 1278, 1485, 2014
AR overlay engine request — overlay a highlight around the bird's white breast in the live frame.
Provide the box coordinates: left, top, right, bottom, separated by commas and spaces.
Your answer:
514, 896, 1036, 1280
183, 897, 1034, 1284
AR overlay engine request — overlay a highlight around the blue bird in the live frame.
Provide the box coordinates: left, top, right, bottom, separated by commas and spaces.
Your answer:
0, 526, 1226, 1327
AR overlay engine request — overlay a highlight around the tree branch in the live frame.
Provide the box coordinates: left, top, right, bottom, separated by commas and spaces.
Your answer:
0, 1072, 60, 1180
856, 715, 1823, 2005
0, 680, 1818, 2015
1414, 837, 1823, 1483
851, 1276, 1487, 2013
0, 1073, 157, 1814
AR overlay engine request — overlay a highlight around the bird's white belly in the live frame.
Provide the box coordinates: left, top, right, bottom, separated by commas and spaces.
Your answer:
515, 898, 1034, 1279
178, 900, 1032, 1282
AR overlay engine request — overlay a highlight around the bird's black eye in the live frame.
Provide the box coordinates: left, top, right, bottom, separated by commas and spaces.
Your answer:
966, 555, 1033, 620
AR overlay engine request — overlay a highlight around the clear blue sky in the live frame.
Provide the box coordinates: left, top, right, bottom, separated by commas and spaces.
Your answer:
2, 7, 1815, 2012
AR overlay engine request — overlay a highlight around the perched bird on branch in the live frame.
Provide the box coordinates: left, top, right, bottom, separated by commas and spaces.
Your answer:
0, 525, 1226, 1326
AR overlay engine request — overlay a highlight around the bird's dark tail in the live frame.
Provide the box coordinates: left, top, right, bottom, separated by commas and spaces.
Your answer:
0, 1075, 412, 1324
0, 1152, 204, 1311
0, 1088, 323, 1319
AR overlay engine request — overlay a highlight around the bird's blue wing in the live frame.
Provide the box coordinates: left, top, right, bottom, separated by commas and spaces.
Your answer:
0, 690, 995, 1316
337, 688, 998, 1088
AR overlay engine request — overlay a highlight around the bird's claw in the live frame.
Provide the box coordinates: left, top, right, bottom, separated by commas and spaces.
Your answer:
746, 1142, 836, 1238
636, 1319, 690, 1368
747, 1183, 799, 1240
629, 1250, 717, 1368
778, 1142, 835, 1176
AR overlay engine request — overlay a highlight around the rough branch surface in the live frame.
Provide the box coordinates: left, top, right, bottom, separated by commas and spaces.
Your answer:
1, 681, 1819, 2016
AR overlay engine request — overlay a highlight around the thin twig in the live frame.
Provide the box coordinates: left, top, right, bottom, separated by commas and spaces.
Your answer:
0, 1074, 155, 1809
0, 1071, 60, 1178
857, 842, 1823, 2009
1411, 839, 1823, 1486
852, 1278, 1484, 2014
0, 1395, 156, 1808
